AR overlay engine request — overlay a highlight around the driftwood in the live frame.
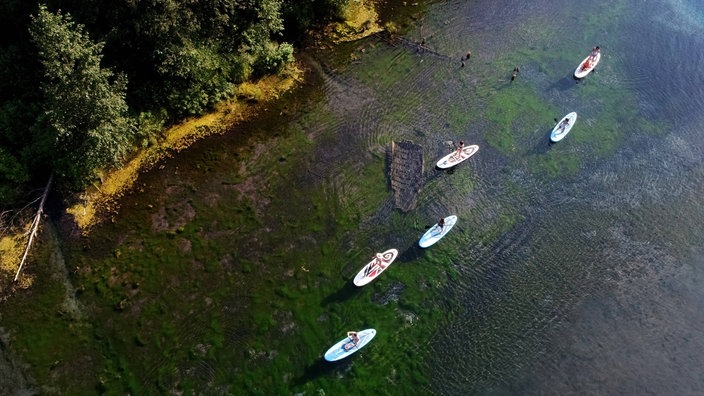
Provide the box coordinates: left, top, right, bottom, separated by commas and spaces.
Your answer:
14, 174, 52, 282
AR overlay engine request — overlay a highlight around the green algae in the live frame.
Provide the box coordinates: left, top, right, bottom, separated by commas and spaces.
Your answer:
349, 42, 420, 92
485, 83, 552, 155
0, 225, 118, 394
69, 105, 400, 393
443, 98, 476, 133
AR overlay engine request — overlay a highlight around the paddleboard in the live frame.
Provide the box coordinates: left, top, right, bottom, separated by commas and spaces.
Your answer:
419, 215, 457, 248
436, 144, 479, 169
574, 51, 601, 79
550, 112, 577, 142
324, 329, 376, 362
353, 249, 398, 286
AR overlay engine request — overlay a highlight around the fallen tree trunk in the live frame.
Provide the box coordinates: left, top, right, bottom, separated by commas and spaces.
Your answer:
14, 174, 53, 282
389, 140, 424, 212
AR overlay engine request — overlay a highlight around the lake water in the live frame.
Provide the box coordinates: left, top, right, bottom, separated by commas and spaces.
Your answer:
69, 0, 704, 394
414, 0, 704, 394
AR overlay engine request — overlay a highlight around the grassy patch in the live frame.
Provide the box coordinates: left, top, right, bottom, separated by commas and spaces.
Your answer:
532, 148, 581, 178
350, 44, 421, 93
484, 83, 554, 156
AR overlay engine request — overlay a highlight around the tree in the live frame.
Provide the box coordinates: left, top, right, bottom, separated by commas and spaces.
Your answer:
0, 146, 28, 204
147, 0, 292, 115
281, 0, 350, 39
29, 4, 135, 187
155, 43, 234, 116
243, 0, 294, 78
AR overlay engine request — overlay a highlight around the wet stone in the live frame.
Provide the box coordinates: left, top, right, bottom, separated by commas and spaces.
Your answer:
389, 140, 424, 212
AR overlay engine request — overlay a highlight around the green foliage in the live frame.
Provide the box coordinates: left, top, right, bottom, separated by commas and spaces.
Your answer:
0, 40, 43, 207
253, 42, 295, 77
156, 44, 234, 116
135, 111, 167, 148
281, 0, 351, 37
29, 5, 135, 186
103, 0, 295, 116
0, 146, 28, 203
242, 0, 294, 78
0, 0, 345, 205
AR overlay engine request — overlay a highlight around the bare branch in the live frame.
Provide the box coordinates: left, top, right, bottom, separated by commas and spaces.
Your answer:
14, 174, 53, 282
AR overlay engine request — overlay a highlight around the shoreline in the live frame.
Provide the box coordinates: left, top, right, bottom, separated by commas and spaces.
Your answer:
65, 63, 304, 232
1, 0, 386, 291
65, 0, 386, 233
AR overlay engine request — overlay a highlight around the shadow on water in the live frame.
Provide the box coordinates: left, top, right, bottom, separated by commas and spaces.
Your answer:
434, 165, 458, 175
571, 70, 597, 85
320, 281, 363, 306
292, 357, 340, 387
396, 242, 424, 264
529, 130, 556, 155
551, 75, 580, 90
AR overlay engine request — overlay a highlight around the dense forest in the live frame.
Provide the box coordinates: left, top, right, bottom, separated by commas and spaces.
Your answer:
0, 0, 349, 208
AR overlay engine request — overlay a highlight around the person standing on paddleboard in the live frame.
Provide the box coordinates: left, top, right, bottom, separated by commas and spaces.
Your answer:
454, 141, 465, 159
589, 46, 600, 61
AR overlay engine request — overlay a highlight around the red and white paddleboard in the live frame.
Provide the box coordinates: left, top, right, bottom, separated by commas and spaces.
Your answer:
574, 51, 601, 79
436, 144, 479, 169
353, 249, 399, 286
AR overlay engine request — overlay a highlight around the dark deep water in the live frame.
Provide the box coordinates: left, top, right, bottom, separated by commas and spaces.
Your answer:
416, 0, 704, 394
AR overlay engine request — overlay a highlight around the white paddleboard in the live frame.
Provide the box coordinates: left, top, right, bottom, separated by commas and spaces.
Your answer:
550, 112, 577, 142
574, 51, 600, 79
353, 249, 398, 286
324, 329, 376, 362
419, 215, 457, 248
436, 144, 479, 169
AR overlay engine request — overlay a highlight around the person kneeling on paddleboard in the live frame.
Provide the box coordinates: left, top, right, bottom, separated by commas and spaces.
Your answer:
437, 218, 445, 233
344, 331, 360, 350
558, 117, 570, 132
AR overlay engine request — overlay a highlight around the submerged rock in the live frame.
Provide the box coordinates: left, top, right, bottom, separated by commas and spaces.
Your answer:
372, 281, 406, 305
